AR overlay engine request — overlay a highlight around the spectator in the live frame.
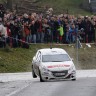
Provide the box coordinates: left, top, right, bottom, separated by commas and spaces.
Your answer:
0, 6, 96, 48
36, 18, 43, 43
83, 16, 92, 43
30, 20, 37, 43
69, 23, 77, 43
43, 18, 51, 43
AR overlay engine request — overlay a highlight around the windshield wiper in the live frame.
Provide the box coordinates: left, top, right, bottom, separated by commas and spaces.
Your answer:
52, 61, 62, 62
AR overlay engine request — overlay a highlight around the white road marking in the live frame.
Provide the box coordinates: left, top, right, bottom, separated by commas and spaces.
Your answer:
5, 83, 30, 96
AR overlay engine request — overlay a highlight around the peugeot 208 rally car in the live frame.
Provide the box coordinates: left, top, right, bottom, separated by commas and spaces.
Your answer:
32, 48, 76, 82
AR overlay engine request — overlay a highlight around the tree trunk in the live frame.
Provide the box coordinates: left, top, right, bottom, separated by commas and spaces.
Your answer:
7, 0, 13, 10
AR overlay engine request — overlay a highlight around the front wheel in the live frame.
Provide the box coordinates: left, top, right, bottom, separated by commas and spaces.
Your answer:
39, 70, 44, 82
32, 66, 37, 78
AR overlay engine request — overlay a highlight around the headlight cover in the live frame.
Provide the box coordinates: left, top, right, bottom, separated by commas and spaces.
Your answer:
68, 64, 76, 73
40, 66, 50, 72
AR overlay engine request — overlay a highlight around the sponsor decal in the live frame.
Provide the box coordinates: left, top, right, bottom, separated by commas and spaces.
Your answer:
47, 65, 70, 68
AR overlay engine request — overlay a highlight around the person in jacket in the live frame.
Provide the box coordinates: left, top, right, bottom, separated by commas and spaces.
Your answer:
30, 20, 37, 43
69, 23, 78, 43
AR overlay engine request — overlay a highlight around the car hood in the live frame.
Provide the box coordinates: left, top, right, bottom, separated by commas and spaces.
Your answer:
41, 61, 73, 71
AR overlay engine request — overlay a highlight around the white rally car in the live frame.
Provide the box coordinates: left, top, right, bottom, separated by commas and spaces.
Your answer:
32, 48, 76, 82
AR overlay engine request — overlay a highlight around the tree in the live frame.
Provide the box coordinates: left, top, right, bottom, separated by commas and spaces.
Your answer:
1, 0, 13, 10
6, 0, 13, 10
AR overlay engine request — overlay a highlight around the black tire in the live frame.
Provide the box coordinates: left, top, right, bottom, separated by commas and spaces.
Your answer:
71, 73, 76, 81
32, 66, 37, 78
71, 78, 76, 81
39, 70, 44, 82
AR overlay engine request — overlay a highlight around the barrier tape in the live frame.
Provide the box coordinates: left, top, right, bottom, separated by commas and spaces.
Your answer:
0, 36, 29, 44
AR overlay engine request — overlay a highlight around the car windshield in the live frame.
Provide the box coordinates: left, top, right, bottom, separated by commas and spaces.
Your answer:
42, 54, 71, 62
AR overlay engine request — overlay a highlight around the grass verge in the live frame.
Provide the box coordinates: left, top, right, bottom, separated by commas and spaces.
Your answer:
0, 43, 96, 73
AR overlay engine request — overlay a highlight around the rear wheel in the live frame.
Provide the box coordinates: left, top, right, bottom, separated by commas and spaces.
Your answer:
32, 66, 37, 78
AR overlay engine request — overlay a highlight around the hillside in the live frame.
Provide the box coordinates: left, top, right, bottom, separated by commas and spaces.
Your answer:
0, 44, 96, 73
36, 0, 91, 15
0, 0, 92, 15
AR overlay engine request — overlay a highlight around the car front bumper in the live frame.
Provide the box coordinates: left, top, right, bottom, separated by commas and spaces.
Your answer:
40, 70, 76, 81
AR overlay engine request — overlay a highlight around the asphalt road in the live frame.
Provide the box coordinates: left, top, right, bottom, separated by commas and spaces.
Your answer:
0, 77, 96, 96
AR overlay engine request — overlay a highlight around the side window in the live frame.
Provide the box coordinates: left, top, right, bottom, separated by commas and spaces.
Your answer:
36, 51, 41, 62
35, 51, 38, 60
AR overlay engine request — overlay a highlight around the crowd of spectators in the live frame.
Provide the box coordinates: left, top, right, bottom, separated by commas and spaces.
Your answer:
0, 5, 96, 48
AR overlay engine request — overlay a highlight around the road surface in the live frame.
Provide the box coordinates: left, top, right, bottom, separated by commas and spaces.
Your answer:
0, 70, 96, 96
0, 78, 96, 96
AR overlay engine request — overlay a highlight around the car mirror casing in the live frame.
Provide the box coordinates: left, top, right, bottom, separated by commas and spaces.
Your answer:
33, 56, 36, 62
71, 58, 74, 61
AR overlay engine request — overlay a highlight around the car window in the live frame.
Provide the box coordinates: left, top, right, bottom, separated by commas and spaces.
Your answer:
42, 54, 71, 62
36, 51, 41, 62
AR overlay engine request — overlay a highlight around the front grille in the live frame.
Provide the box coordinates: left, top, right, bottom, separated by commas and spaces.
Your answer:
52, 70, 68, 77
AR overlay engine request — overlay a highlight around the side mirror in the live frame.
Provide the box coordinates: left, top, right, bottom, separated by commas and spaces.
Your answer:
71, 58, 74, 61
33, 56, 36, 61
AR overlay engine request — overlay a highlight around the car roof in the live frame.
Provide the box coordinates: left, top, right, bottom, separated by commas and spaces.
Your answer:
38, 48, 68, 55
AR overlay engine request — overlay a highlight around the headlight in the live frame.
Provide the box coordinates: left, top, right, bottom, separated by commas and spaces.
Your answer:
68, 67, 72, 72
40, 66, 50, 72
68, 64, 75, 72
40, 66, 51, 75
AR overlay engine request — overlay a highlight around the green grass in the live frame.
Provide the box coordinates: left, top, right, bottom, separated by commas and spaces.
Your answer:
38, 0, 91, 15
0, 44, 51, 73
0, 0, 92, 15
0, 44, 96, 73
